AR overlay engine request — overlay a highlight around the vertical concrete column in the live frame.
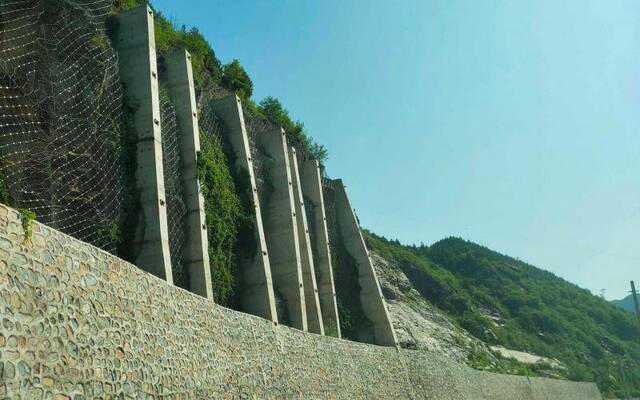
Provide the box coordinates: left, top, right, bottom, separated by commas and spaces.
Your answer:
210, 95, 277, 322
288, 148, 324, 335
300, 159, 341, 338
163, 49, 212, 300
332, 179, 397, 347
257, 129, 307, 331
116, 5, 172, 283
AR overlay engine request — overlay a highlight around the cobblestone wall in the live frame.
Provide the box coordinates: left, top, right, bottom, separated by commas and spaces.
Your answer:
0, 204, 602, 399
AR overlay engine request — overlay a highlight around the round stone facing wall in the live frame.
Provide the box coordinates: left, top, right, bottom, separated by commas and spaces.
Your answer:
0, 204, 602, 399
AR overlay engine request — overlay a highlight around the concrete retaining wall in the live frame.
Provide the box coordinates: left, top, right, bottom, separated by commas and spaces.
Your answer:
0, 203, 602, 399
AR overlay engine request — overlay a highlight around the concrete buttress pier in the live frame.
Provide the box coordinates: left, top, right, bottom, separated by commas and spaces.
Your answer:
163, 49, 213, 299
257, 128, 307, 331
300, 159, 341, 337
116, 5, 173, 283
288, 147, 324, 334
210, 95, 277, 322
332, 179, 397, 347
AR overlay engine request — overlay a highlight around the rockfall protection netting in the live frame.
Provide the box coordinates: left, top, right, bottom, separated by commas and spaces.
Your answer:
197, 86, 315, 199
240, 103, 274, 208
0, 0, 127, 253
197, 95, 232, 167
321, 178, 340, 257
159, 91, 188, 289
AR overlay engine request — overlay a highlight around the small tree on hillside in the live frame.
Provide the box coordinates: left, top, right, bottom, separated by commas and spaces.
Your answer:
222, 59, 253, 99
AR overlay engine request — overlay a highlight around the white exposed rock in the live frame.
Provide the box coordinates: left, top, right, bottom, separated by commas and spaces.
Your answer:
371, 251, 566, 375
490, 346, 565, 369
371, 252, 473, 363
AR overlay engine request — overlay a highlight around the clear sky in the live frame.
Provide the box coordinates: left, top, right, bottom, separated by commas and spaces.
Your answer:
153, 0, 639, 300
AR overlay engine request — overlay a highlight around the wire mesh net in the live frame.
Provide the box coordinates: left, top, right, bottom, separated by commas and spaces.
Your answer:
196, 82, 232, 106
159, 91, 188, 288
321, 177, 340, 250
286, 134, 315, 164
303, 193, 322, 276
198, 105, 227, 156
240, 103, 274, 202
0, 0, 127, 253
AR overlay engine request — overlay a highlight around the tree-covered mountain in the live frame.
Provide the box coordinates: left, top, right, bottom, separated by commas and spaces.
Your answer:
365, 232, 640, 398
613, 294, 638, 315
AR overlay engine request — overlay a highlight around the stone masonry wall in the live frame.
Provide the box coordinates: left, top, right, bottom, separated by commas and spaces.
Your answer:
0, 204, 602, 399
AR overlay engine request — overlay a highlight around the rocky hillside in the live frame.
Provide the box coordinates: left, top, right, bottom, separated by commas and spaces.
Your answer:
365, 232, 640, 399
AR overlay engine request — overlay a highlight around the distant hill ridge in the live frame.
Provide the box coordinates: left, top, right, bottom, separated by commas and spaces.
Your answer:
364, 233, 640, 398
612, 294, 637, 314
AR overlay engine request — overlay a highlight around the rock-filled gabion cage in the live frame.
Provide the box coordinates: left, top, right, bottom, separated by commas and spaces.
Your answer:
159, 92, 188, 288
0, 0, 127, 253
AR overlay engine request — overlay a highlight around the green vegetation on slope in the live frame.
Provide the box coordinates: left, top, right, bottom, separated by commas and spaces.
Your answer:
197, 131, 248, 306
112, 0, 327, 163
612, 294, 638, 315
365, 232, 640, 398
109, 0, 329, 301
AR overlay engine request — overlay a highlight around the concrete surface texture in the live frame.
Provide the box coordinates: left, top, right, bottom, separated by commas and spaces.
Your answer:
210, 94, 277, 322
115, 5, 173, 283
288, 147, 324, 335
332, 178, 398, 347
0, 203, 603, 399
300, 158, 342, 337
256, 128, 307, 331
163, 49, 212, 300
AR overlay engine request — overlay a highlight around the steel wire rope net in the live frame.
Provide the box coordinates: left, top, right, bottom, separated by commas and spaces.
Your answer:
197, 95, 231, 165
0, 0, 127, 253
240, 103, 273, 206
158, 90, 188, 288
321, 178, 340, 254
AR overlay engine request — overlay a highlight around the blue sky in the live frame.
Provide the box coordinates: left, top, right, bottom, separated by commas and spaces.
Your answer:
153, 0, 640, 300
